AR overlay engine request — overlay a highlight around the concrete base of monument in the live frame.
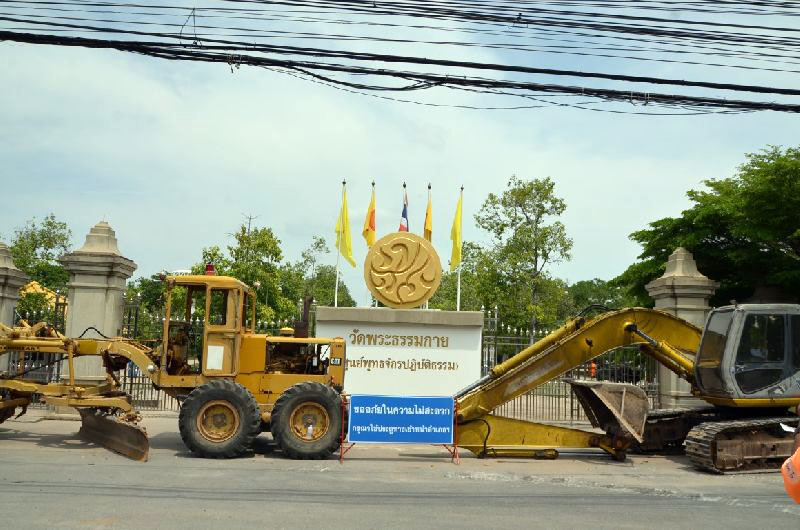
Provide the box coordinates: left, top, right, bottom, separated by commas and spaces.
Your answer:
315, 307, 483, 397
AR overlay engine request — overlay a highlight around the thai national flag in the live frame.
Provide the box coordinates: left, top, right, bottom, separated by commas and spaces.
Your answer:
398, 188, 409, 232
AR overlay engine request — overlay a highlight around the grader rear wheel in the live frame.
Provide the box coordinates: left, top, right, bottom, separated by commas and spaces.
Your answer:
179, 380, 260, 458
196, 400, 241, 443
271, 382, 342, 460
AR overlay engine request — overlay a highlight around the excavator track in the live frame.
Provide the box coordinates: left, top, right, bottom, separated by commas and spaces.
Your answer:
634, 407, 718, 452
685, 417, 799, 473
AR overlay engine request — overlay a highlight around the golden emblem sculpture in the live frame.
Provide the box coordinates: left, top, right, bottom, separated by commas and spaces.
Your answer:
364, 232, 443, 309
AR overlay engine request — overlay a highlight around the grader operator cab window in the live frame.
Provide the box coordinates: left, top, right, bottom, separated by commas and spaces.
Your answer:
165, 285, 205, 375
243, 292, 254, 332
209, 289, 229, 326
734, 313, 786, 394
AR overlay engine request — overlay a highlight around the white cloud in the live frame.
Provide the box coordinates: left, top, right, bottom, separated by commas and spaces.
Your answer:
1, 38, 798, 306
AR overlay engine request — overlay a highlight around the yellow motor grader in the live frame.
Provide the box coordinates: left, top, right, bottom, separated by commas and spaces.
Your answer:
0, 274, 346, 461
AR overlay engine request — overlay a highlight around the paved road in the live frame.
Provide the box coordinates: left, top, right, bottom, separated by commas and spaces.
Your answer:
1, 412, 798, 529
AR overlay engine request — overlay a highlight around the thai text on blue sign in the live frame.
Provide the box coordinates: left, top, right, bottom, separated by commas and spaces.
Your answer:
347, 395, 454, 444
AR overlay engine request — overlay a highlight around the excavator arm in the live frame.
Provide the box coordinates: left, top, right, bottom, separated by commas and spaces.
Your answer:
454, 308, 702, 459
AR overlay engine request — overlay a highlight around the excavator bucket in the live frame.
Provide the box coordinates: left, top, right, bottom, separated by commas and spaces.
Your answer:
567, 380, 649, 443
78, 409, 150, 461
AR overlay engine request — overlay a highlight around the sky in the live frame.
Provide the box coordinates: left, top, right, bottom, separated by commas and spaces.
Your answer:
1, 7, 799, 306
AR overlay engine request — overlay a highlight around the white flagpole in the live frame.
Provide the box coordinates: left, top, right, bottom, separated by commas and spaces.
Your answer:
454, 185, 463, 311
456, 265, 462, 311
334, 251, 340, 308
334, 180, 344, 307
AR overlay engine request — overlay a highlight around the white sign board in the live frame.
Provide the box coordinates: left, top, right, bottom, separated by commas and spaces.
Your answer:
315, 320, 482, 396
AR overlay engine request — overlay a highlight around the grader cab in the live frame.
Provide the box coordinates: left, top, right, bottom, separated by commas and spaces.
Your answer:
0, 274, 347, 461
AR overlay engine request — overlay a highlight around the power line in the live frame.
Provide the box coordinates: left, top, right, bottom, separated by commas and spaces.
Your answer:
1, 0, 799, 114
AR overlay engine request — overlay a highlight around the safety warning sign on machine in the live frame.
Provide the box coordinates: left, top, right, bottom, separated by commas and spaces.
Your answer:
347, 395, 454, 444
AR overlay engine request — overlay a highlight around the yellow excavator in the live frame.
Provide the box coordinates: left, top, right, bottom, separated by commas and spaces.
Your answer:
0, 273, 346, 461
455, 304, 800, 473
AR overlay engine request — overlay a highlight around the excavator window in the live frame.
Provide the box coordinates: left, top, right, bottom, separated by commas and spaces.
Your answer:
696, 309, 732, 394
734, 313, 786, 394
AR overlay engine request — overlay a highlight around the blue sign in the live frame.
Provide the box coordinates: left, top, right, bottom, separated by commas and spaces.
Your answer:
348, 395, 454, 444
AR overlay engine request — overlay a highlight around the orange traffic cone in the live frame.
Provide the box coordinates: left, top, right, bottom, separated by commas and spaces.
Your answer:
782, 409, 800, 505
783, 445, 800, 504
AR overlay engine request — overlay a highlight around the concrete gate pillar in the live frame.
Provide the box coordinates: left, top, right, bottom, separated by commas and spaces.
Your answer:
58, 221, 136, 381
646, 247, 717, 409
0, 243, 29, 373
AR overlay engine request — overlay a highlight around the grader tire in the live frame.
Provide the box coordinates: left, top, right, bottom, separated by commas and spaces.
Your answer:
0, 407, 14, 424
271, 382, 342, 460
178, 380, 260, 458
0, 390, 15, 424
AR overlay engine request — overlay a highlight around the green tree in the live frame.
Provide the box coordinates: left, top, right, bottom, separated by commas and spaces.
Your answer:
193, 225, 286, 321
614, 146, 800, 306
474, 176, 573, 332
299, 236, 330, 297
429, 242, 485, 312
306, 264, 356, 307
9, 213, 71, 290
567, 279, 638, 312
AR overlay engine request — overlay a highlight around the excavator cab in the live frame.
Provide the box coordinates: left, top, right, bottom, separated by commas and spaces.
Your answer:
695, 304, 800, 404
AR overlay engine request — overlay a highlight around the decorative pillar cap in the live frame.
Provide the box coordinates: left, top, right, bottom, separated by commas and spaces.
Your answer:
0, 241, 30, 291
659, 247, 710, 280
645, 247, 718, 302
0, 242, 20, 270
75, 221, 121, 255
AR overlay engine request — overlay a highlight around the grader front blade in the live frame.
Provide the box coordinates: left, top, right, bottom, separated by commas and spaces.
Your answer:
567, 380, 649, 443
78, 409, 150, 461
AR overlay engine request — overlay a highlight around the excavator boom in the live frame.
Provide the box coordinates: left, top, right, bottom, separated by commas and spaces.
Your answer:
456, 308, 701, 421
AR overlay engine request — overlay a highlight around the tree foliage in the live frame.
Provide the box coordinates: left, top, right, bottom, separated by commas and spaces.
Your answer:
9, 213, 71, 290
614, 145, 800, 306
473, 176, 573, 331
566, 279, 638, 312
280, 237, 356, 309
123, 226, 356, 329
429, 242, 484, 312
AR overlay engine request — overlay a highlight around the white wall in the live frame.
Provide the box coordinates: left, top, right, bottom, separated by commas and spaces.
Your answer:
316, 320, 482, 396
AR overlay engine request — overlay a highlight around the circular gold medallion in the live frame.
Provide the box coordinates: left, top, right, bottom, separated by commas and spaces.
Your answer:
364, 232, 442, 309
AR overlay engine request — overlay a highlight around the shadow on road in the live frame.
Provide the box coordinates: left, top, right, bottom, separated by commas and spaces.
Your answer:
0, 424, 98, 452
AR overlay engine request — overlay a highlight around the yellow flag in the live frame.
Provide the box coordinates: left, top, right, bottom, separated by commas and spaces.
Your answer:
362, 186, 377, 248
449, 190, 462, 272
424, 186, 433, 242
335, 185, 356, 267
